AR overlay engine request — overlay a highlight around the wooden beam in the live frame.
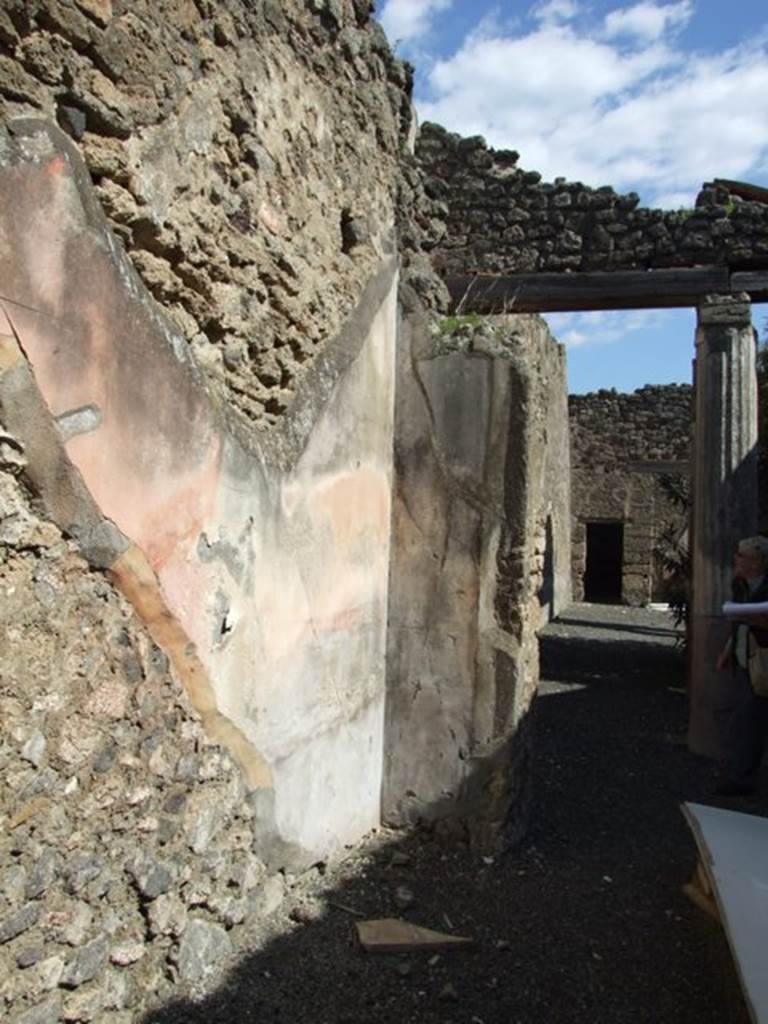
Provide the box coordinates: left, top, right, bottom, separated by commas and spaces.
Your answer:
447, 267, 731, 313
713, 179, 768, 205
731, 271, 768, 301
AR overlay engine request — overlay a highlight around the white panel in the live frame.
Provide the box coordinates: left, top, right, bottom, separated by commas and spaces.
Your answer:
684, 801, 768, 1023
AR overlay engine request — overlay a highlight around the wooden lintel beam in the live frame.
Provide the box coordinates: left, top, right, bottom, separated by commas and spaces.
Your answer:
713, 178, 768, 205
447, 267, 732, 314
731, 271, 768, 300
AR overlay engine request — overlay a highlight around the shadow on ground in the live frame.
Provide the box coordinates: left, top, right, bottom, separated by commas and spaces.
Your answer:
144, 605, 763, 1024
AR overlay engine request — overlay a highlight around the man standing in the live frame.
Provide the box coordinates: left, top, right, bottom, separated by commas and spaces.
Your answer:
715, 535, 768, 795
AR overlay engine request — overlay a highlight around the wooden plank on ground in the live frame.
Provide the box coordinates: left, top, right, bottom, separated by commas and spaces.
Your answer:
356, 918, 473, 954
682, 802, 768, 1024
447, 267, 731, 313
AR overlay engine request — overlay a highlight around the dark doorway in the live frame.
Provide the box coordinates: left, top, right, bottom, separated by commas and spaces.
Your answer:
584, 522, 624, 603
538, 514, 555, 620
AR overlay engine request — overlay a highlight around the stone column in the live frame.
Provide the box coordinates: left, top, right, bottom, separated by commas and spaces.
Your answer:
688, 294, 758, 757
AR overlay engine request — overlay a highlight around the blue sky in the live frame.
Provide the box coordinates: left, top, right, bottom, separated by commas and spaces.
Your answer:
376, 0, 768, 393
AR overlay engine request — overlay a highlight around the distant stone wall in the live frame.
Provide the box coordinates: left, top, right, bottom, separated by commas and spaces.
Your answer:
570, 385, 692, 466
0, 0, 445, 427
0, 466, 284, 1023
384, 308, 571, 846
569, 385, 692, 605
417, 123, 768, 276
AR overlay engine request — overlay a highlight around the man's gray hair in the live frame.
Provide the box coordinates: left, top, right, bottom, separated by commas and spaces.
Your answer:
737, 535, 768, 568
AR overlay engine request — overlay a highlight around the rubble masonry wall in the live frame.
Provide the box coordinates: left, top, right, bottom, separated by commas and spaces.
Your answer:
0, 7, 577, 1020
416, 122, 768, 277
0, 0, 446, 426
570, 385, 692, 605
0, 463, 287, 1022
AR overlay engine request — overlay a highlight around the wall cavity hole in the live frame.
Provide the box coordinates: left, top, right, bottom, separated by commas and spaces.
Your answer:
339, 208, 369, 254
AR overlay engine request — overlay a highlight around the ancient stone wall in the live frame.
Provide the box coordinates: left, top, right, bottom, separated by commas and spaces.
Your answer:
417, 123, 768, 276
0, 7, 577, 1018
0, 0, 445, 428
570, 385, 692, 467
0, 117, 400, 870
0, 464, 285, 1022
384, 308, 571, 846
0, 112, 399, 1020
569, 385, 692, 606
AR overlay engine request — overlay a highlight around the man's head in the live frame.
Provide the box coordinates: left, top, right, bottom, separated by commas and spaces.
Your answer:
734, 535, 768, 579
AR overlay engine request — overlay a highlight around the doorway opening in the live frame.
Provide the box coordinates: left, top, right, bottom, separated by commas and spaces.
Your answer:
584, 521, 624, 603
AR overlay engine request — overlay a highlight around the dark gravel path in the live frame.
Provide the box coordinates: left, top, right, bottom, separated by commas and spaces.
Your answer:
147, 604, 766, 1024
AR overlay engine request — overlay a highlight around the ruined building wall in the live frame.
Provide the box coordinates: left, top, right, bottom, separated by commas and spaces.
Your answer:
0, 112, 396, 1021
0, 116, 399, 867
416, 123, 768, 276
0, 464, 285, 1022
0, 0, 445, 426
569, 385, 692, 606
0, 6, 575, 1019
384, 311, 571, 846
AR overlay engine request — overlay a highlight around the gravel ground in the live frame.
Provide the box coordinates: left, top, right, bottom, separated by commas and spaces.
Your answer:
147, 604, 767, 1024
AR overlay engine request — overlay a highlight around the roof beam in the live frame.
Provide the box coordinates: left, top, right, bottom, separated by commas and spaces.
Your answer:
731, 271, 768, 298
713, 178, 768, 205
445, 266, 768, 314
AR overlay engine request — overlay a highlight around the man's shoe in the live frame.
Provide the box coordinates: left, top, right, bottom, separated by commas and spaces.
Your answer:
713, 779, 756, 797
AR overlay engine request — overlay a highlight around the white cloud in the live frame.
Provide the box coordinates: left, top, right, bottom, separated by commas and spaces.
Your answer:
379, 0, 453, 46
533, 0, 582, 25
652, 190, 694, 209
603, 1, 692, 42
546, 309, 676, 348
417, 5, 768, 206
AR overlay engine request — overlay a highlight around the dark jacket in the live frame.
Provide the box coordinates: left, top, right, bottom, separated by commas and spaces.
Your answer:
731, 574, 768, 651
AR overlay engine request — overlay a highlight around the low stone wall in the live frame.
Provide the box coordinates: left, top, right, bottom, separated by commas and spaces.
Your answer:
569, 385, 692, 605
0, 466, 284, 1023
384, 307, 571, 846
417, 122, 768, 276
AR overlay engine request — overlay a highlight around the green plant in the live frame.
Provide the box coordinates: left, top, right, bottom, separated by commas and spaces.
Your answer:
438, 312, 483, 335
654, 473, 691, 642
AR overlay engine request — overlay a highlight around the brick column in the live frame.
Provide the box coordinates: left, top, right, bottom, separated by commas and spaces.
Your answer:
688, 294, 758, 756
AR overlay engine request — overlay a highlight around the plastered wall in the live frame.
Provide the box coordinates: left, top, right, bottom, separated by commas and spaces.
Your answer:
0, 119, 396, 868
